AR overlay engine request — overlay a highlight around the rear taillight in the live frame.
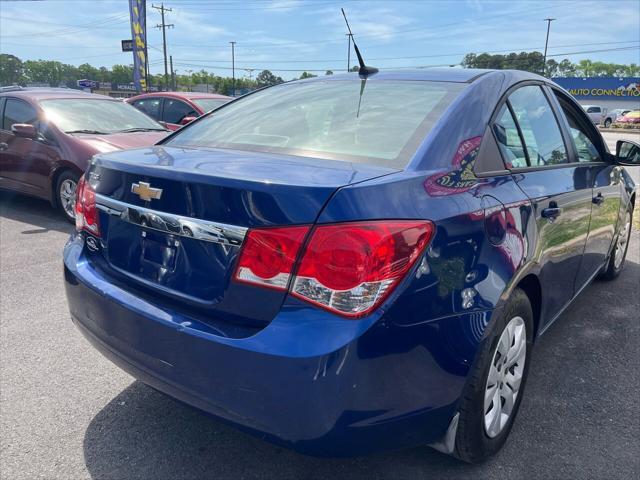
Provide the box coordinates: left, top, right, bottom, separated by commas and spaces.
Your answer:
75, 175, 100, 236
235, 226, 310, 290
233, 221, 434, 318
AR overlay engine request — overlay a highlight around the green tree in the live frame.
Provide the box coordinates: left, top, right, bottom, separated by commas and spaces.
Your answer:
299, 71, 317, 79
256, 70, 283, 87
325, 70, 334, 75
0, 54, 24, 85
110, 64, 134, 84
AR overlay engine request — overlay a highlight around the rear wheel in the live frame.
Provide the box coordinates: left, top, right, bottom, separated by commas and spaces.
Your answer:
604, 118, 612, 128
454, 288, 533, 463
600, 207, 633, 280
56, 171, 79, 224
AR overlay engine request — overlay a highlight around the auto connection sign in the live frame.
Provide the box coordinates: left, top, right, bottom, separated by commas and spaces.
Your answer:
553, 77, 640, 99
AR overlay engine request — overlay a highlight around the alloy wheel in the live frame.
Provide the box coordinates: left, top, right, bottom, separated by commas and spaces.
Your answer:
614, 211, 632, 270
59, 178, 77, 220
483, 316, 527, 438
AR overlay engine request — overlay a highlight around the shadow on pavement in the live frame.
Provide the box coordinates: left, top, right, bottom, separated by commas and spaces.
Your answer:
82, 381, 474, 480
0, 190, 72, 235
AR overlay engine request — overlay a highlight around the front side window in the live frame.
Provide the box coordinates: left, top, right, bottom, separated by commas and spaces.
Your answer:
508, 86, 567, 167
4, 98, 39, 131
166, 80, 466, 167
557, 102, 602, 163
133, 98, 161, 120
494, 104, 527, 168
586, 106, 601, 113
40, 98, 164, 134
163, 99, 197, 124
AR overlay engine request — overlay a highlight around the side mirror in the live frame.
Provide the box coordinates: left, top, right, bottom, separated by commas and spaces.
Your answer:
180, 116, 197, 126
11, 123, 38, 139
616, 140, 640, 166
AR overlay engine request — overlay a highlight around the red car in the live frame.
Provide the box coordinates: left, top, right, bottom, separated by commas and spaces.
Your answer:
126, 92, 232, 130
617, 110, 640, 124
0, 87, 168, 222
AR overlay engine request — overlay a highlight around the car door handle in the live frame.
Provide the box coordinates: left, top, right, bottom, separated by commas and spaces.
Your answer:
541, 205, 562, 220
0, 142, 8, 151
592, 193, 605, 205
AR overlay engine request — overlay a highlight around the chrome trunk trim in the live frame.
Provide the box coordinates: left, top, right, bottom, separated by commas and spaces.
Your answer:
95, 194, 247, 246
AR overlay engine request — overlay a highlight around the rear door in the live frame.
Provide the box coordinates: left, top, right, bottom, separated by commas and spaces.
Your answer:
551, 90, 622, 289
494, 84, 593, 325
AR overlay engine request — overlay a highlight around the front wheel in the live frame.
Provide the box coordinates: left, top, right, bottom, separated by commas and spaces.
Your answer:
600, 207, 633, 280
56, 171, 79, 224
453, 288, 533, 463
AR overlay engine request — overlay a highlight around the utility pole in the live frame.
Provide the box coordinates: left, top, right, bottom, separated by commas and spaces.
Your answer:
230, 41, 236, 96
169, 55, 175, 90
153, 3, 173, 91
346, 33, 353, 72
542, 18, 556, 77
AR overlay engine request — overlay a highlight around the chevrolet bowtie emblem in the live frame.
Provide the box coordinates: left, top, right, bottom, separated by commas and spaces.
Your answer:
131, 182, 163, 201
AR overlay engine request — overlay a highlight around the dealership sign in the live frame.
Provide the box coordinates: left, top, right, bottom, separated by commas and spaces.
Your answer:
552, 77, 640, 99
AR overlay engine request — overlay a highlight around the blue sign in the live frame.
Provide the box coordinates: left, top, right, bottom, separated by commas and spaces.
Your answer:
552, 77, 640, 100
77, 79, 98, 89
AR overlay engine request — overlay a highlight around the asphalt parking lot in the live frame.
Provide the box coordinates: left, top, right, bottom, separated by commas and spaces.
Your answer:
1, 135, 639, 479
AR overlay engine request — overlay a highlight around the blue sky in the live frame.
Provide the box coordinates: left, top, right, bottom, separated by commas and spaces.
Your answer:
1, 0, 639, 80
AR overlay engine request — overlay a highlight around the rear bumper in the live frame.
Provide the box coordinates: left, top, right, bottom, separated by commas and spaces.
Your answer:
64, 234, 494, 456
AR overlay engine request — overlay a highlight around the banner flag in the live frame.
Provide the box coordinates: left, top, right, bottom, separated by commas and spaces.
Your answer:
128, 0, 147, 92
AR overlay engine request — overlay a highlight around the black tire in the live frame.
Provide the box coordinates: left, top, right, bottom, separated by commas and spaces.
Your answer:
454, 288, 534, 463
600, 206, 633, 280
55, 170, 79, 224
604, 118, 612, 128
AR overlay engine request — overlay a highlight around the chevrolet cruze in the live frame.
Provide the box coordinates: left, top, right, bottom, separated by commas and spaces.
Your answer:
63, 69, 638, 462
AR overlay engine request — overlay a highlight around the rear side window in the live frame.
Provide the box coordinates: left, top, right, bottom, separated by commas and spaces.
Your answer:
3, 98, 39, 130
166, 80, 466, 168
133, 98, 161, 120
493, 104, 527, 168
508, 86, 567, 167
163, 99, 197, 124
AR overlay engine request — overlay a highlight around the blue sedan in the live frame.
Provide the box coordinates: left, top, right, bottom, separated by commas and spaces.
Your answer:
64, 69, 638, 463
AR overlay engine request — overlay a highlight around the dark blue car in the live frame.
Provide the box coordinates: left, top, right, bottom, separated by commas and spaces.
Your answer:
64, 69, 639, 463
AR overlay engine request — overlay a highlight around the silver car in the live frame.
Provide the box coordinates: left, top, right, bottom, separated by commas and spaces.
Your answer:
582, 104, 606, 124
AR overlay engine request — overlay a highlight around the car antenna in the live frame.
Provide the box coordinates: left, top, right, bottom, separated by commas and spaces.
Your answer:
341, 8, 378, 77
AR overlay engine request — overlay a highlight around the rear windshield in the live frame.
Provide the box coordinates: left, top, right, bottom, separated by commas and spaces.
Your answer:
165, 80, 465, 167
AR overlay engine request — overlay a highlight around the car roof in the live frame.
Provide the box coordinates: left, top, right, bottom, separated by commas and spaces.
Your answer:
130, 91, 232, 100
295, 68, 552, 85
0, 87, 117, 101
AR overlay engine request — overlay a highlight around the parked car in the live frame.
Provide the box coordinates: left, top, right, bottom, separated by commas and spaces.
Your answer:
581, 104, 606, 124
602, 108, 631, 128
126, 92, 232, 130
64, 69, 637, 463
0, 87, 168, 222
617, 109, 640, 124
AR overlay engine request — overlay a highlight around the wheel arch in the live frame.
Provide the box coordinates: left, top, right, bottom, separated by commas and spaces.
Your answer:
515, 274, 542, 341
50, 162, 83, 206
